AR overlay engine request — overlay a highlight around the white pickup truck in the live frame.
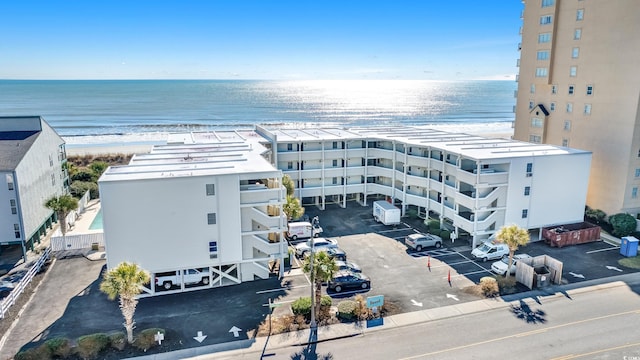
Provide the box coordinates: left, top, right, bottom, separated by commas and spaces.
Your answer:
155, 268, 210, 290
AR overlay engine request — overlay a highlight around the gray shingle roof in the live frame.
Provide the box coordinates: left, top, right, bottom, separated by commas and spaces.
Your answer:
0, 130, 40, 171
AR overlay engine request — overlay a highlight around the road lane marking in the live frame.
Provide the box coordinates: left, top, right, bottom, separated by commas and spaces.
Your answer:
586, 247, 619, 254
550, 341, 640, 360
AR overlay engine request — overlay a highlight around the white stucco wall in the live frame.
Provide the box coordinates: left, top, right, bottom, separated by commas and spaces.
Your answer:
100, 174, 239, 272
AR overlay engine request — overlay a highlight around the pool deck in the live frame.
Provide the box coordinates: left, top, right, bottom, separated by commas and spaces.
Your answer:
67, 199, 102, 235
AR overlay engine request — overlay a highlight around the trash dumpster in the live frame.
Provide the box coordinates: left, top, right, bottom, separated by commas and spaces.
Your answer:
534, 265, 550, 288
620, 236, 639, 257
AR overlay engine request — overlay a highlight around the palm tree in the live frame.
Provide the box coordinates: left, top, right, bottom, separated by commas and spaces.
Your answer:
303, 251, 337, 319
282, 174, 295, 197
495, 224, 530, 278
283, 195, 305, 221
44, 194, 79, 237
99, 262, 150, 343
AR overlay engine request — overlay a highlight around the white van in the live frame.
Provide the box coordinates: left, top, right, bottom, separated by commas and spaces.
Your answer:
286, 222, 323, 241
471, 241, 509, 262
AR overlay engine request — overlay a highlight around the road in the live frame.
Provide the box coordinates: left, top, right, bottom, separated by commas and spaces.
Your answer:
199, 281, 640, 360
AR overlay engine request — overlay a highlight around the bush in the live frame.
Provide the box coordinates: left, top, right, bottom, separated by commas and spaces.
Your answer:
429, 229, 442, 237
108, 332, 126, 351
479, 277, 499, 297
89, 161, 109, 177
609, 213, 637, 237
71, 169, 97, 182
76, 333, 110, 359
440, 230, 451, 241
45, 337, 72, 358
291, 297, 312, 317
70, 181, 99, 199
427, 219, 440, 230
133, 328, 165, 351
14, 344, 52, 360
337, 300, 357, 320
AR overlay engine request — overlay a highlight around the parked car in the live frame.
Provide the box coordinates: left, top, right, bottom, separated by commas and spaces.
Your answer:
491, 254, 532, 275
294, 237, 338, 257
405, 233, 443, 251
155, 268, 210, 290
471, 241, 510, 262
328, 271, 371, 293
334, 260, 361, 273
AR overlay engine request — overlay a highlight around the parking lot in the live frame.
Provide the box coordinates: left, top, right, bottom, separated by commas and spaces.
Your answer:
7, 200, 640, 356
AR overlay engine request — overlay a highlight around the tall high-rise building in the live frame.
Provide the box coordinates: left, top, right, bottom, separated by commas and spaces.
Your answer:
513, 0, 640, 217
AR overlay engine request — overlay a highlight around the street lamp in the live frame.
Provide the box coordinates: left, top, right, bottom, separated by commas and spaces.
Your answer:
309, 216, 320, 331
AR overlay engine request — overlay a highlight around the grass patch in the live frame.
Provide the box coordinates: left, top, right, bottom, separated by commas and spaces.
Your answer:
619, 256, 640, 269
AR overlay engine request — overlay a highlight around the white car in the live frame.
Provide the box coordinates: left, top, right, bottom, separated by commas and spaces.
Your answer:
294, 237, 338, 257
471, 241, 510, 262
491, 254, 532, 275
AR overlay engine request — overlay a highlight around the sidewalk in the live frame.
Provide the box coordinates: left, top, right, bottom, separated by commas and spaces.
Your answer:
125, 271, 640, 360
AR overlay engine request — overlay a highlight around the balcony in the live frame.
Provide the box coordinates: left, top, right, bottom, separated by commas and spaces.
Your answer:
367, 148, 394, 159
240, 187, 282, 205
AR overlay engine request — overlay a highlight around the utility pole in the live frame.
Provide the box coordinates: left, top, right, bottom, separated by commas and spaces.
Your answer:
309, 216, 319, 331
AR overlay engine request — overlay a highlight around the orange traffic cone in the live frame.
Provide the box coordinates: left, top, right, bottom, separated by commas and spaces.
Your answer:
448, 269, 451, 286
427, 255, 431, 271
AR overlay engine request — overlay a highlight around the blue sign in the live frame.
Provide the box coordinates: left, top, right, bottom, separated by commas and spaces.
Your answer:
366, 295, 384, 309
367, 317, 384, 328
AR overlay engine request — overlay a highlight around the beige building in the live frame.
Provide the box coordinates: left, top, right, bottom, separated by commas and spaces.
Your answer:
513, 0, 640, 217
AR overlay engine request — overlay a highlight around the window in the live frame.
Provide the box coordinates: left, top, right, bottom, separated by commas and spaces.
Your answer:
584, 104, 592, 115
566, 103, 573, 113
537, 50, 550, 60
51, 173, 55, 186
542, 0, 555, 7
526, 163, 533, 174
14, 224, 19, 231
586, 85, 593, 95
332, 159, 338, 167
49, 154, 53, 167
8, 182, 13, 191
522, 209, 528, 219
287, 162, 293, 170
633, 187, 639, 199
568, 85, 574, 95
529, 101, 535, 110
209, 241, 218, 259
535, 68, 548, 77
540, 15, 553, 25
287, 143, 292, 151
207, 213, 217, 225
562, 138, 569, 147
574, 29, 582, 40
15, 231, 20, 239
205, 184, 215, 196
530, 84, 536, 94
636, 168, 640, 178
551, 85, 557, 94
332, 141, 338, 149
538, 33, 551, 43
564, 120, 572, 131
570, 66, 577, 77
332, 177, 337, 185
10, 199, 17, 214
550, 102, 556, 111
524, 186, 531, 196
576, 9, 584, 21
529, 135, 542, 143
572, 47, 580, 58
531, 118, 544, 128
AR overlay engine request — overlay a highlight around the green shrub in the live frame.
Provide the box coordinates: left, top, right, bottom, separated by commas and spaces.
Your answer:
15, 344, 52, 360
427, 219, 440, 230
440, 230, 451, 241
70, 181, 99, 199
108, 332, 126, 351
45, 337, 72, 358
133, 328, 165, 351
337, 300, 357, 320
76, 333, 110, 359
89, 161, 109, 177
71, 169, 97, 182
291, 297, 312, 317
609, 213, 637, 237
429, 229, 442, 237
479, 277, 499, 297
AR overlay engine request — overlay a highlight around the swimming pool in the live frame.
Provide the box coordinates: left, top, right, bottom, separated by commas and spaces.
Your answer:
89, 209, 103, 230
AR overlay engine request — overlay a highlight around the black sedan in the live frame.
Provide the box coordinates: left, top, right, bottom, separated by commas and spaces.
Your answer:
328, 271, 371, 293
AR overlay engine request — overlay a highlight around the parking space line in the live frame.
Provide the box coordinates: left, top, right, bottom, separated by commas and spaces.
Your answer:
586, 247, 620, 254
256, 284, 310, 294
378, 227, 411, 234
430, 259, 475, 268
456, 251, 493, 273
448, 269, 493, 279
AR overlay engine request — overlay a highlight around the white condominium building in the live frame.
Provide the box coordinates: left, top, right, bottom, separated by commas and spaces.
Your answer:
98, 130, 287, 296
262, 126, 591, 247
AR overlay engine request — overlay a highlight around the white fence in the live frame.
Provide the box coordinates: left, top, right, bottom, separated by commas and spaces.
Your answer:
50, 233, 104, 252
0, 248, 51, 319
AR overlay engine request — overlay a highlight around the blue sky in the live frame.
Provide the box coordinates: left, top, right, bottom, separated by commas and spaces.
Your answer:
0, 1, 523, 80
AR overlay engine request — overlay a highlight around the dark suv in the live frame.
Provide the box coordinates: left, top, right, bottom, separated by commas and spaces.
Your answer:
328, 271, 371, 292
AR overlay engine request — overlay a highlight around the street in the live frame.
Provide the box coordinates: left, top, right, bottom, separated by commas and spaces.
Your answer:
200, 280, 640, 360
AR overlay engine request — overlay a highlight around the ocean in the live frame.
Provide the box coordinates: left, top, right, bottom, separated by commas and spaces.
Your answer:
0, 80, 516, 146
